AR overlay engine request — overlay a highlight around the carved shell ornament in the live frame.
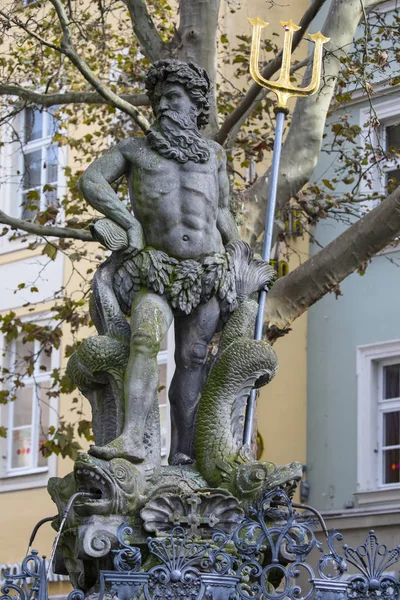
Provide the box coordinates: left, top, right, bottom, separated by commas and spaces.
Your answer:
140, 492, 244, 536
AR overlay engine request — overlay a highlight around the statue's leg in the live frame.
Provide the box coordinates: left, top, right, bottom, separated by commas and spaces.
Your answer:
169, 297, 220, 464
89, 289, 173, 462
90, 253, 130, 339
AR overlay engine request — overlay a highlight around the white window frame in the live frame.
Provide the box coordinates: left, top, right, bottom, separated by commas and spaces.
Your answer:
377, 357, 400, 487
359, 97, 400, 198
0, 106, 67, 256
356, 339, 400, 507
0, 313, 59, 492
19, 108, 59, 218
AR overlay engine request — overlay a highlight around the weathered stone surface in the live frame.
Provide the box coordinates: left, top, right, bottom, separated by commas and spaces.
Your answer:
49, 59, 302, 597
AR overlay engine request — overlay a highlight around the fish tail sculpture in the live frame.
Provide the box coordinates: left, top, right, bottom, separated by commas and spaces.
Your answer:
196, 241, 301, 500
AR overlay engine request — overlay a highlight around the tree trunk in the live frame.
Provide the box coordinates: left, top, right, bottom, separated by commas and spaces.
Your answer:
176, 0, 220, 136
264, 185, 400, 337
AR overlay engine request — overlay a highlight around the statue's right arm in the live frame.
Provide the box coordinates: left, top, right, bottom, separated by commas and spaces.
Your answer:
78, 140, 140, 237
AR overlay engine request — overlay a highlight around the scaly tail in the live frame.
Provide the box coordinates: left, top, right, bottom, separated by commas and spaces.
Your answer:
195, 240, 302, 501
195, 335, 278, 492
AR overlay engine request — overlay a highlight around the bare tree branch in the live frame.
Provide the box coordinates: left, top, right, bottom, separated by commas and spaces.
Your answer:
241, 0, 368, 247
0, 9, 62, 53
122, 0, 167, 62
48, 0, 150, 131
365, 0, 389, 7
264, 185, 400, 336
216, 0, 328, 145
0, 85, 150, 108
0, 210, 94, 242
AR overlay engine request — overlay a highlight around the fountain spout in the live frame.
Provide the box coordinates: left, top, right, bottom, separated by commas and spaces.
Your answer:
47, 491, 100, 579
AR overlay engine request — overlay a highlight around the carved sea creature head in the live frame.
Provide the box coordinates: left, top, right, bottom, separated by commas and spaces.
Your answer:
74, 452, 145, 516
234, 460, 302, 501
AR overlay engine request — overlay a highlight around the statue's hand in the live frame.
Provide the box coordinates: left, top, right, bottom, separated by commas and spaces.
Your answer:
123, 222, 144, 260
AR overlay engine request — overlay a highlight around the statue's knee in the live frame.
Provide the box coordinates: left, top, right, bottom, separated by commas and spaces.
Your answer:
179, 342, 208, 367
131, 332, 159, 357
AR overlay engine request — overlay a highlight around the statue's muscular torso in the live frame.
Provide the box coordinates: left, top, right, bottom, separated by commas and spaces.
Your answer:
120, 138, 224, 260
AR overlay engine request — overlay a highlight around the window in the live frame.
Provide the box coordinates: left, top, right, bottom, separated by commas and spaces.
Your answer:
378, 360, 400, 485
359, 98, 400, 198
157, 328, 175, 460
356, 340, 400, 507
383, 121, 400, 192
244, 157, 257, 185
0, 325, 59, 490
1, 336, 55, 475
0, 105, 66, 255
20, 107, 58, 219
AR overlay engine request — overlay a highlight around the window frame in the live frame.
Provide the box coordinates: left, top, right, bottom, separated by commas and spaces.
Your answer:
359, 97, 400, 198
0, 106, 67, 256
356, 339, 400, 507
380, 120, 400, 189
377, 357, 400, 487
3, 337, 56, 476
19, 108, 59, 219
0, 313, 59, 492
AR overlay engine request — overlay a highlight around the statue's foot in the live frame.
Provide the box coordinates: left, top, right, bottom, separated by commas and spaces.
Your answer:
170, 452, 194, 466
89, 435, 145, 463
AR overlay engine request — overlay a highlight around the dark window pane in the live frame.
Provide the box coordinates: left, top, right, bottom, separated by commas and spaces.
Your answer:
15, 339, 34, 372
38, 384, 50, 468
39, 345, 52, 372
383, 411, 400, 446
24, 150, 42, 188
46, 145, 58, 184
387, 123, 400, 151
383, 448, 400, 484
21, 192, 39, 220
383, 364, 400, 399
387, 168, 400, 191
47, 106, 58, 138
44, 145, 58, 206
14, 385, 33, 427
25, 108, 43, 143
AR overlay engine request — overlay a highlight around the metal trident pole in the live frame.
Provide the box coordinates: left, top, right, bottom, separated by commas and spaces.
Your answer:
243, 18, 329, 448
242, 109, 285, 446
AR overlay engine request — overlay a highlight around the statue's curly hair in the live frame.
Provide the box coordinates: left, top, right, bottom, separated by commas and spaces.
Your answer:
145, 59, 211, 128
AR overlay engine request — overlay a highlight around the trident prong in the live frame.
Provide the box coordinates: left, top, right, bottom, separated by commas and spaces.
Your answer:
248, 18, 330, 111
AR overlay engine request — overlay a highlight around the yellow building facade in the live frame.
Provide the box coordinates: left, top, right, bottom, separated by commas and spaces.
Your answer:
0, 1, 309, 595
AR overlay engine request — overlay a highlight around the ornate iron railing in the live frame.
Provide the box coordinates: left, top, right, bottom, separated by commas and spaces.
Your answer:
2, 488, 400, 600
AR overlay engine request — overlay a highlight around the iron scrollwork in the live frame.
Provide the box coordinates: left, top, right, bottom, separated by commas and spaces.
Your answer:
344, 530, 400, 600
97, 489, 350, 600
5, 489, 400, 600
0, 551, 47, 600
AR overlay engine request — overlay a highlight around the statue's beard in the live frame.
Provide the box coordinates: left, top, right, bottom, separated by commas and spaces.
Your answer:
146, 109, 210, 163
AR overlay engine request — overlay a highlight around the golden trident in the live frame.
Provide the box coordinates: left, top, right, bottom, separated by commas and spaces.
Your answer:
243, 19, 329, 447
248, 18, 329, 111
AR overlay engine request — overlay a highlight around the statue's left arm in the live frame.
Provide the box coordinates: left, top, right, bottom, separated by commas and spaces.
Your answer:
215, 146, 240, 245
